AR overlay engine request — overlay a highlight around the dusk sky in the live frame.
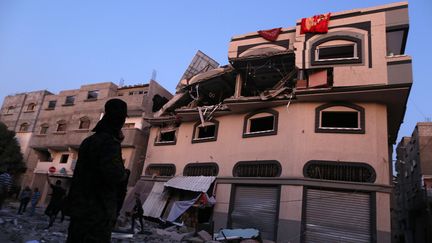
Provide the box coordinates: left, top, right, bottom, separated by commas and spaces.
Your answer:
0, 0, 431, 150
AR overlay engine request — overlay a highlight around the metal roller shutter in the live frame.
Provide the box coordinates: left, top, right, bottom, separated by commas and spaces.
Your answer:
303, 188, 373, 243
230, 185, 279, 241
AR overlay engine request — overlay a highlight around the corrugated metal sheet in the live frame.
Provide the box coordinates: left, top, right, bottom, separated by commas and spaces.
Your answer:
303, 189, 372, 243
230, 186, 279, 241
120, 179, 155, 214
164, 176, 216, 192
142, 182, 169, 218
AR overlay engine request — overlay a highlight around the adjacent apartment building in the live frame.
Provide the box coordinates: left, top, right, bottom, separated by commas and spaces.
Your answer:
395, 122, 432, 243
0, 80, 172, 204
136, 2, 412, 243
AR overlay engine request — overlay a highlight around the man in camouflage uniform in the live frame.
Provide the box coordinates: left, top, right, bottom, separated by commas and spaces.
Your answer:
66, 99, 130, 243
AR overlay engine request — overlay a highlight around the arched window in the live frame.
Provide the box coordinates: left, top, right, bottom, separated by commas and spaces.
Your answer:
315, 103, 365, 134
243, 109, 278, 138
310, 35, 363, 66
19, 123, 29, 132
192, 120, 219, 143
233, 160, 281, 177
304, 160, 376, 183
79, 117, 90, 129
184, 162, 219, 176
145, 163, 176, 176
56, 120, 67, 132
40, 124, 49, 134
27, 103, 36, 111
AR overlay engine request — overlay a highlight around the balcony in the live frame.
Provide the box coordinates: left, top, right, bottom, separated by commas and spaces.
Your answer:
30, 130, 91, 151
387, 55, 413, 85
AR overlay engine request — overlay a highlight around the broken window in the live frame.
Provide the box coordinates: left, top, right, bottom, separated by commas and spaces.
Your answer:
183, 162, 218, 176
65, 95, 75, 105
27, 103, 36, 111
250, 116, 274, 133
40, 124, 49, 134
36, 149, 52, 162
145, 163, 176, 176
56, 120, 67, 132
233, 160, 281, 177
155, 127, 178, 145
316, 103, 364, 134
304, 160, 376, 183
48, 100, 56, 109
87, 90, 99, 100
243, 110, 278, 138
60, 154, 69, 164
79, 117, 90, 129
19, 123, 29, 132
192, 120, 218, 143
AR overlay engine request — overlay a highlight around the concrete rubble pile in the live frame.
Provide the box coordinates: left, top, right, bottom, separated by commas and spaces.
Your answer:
0, 201, 228, 242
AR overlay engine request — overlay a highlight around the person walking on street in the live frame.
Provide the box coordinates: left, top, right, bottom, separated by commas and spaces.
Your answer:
0, 169, 12, 210
130, 192, 145, 234
29, 187, 41, 216
45, 174, 66, 228
65, 99, 130, 243
17, 186, 32, 214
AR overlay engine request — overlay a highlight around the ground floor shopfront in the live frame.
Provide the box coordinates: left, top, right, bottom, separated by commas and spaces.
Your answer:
135, 176, 392, 243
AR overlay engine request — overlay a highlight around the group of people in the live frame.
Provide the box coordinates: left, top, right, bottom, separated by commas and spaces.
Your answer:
17, 186, 41, 216
1, 99, 145, 242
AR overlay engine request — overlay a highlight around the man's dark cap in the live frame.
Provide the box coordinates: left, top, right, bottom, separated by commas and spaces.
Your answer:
105, 99, 128, 118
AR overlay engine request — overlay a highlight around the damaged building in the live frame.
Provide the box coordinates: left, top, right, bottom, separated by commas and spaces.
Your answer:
0, 80, 172, 205
133, 2, 412, 243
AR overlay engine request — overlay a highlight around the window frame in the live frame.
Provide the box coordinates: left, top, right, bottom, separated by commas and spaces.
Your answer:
183, 162, 219, 176
154, 127, 178, 146
19, 123, 29, 132
192, 120, 219, 143
56, 120, 67, 132
26, 103, 36, 112
86, 90, 99, 100
64, 95, 76, 106
303, 160, 376, 183
233, 160, 282, 177
311, 35, 363, 66
243, 109, 278, 138
78, 117, 91, 130
315, 103, 365, 134
47, 100, 57, 110
145, 163, 176, 176
60, 154, 69, 164
40, 123, 49, 135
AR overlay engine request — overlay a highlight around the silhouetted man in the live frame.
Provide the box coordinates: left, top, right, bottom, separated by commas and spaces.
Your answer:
66, 99, 130, 243
45, 175, 66, 228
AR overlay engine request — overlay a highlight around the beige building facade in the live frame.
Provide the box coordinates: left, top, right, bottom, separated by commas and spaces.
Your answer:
137, 2, 412, 243
0, 80, 172, 204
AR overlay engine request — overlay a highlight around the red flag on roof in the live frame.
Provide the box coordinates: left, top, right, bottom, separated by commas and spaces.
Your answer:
258, 27, 282, 41
300, 13, 331, 34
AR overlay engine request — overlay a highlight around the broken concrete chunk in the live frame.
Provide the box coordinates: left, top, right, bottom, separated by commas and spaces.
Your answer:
197, 230, 212, 241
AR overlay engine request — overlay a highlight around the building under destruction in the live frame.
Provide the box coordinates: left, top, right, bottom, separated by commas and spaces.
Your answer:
131, 2, 412, 243
0, 81, 172, 204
